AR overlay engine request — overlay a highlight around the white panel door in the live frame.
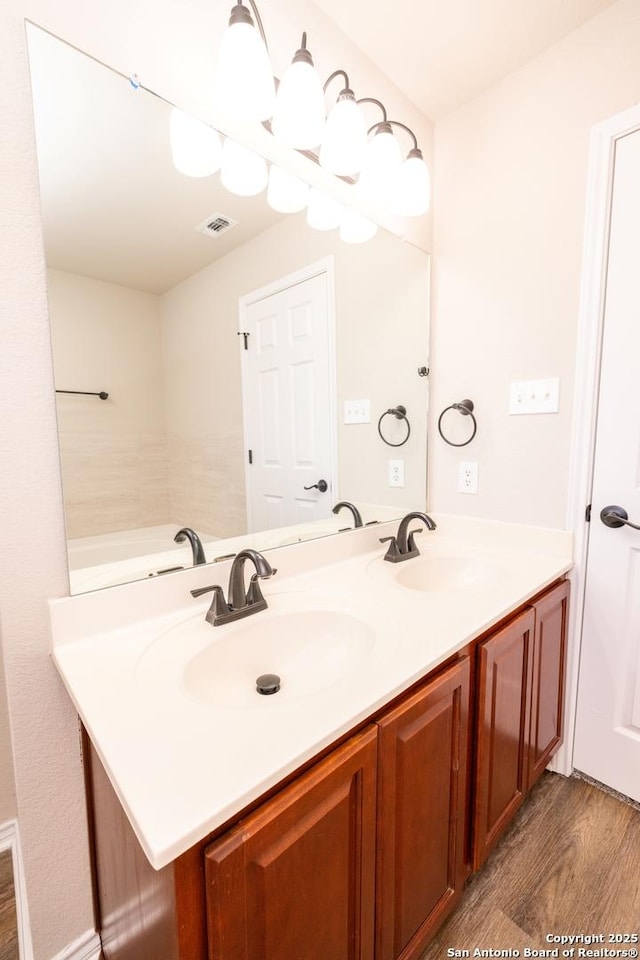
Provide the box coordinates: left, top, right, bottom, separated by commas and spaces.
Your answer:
242, 271, 334, 533
573, 129, 640, 801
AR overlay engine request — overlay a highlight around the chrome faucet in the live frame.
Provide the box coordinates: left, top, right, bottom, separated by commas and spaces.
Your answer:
332, 501, 363, 529
190, 549, 277, 626
380, 511, 436, 563
174, 527, 206, 566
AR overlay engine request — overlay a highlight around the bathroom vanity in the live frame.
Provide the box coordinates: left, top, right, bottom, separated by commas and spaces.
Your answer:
49, 516, 572, 960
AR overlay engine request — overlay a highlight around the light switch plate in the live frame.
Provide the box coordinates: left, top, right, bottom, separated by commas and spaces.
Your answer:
344, 399, 370, 424
509, 378, 559, 415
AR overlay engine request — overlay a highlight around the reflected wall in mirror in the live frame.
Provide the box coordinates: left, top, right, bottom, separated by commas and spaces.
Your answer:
27, 24, 430, 594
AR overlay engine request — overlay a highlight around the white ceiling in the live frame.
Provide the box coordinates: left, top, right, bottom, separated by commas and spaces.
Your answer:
312, 0, 618, 119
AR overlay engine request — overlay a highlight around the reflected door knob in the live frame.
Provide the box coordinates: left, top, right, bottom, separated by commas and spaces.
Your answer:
303, 479, 328, 493
600, 505, 640, 530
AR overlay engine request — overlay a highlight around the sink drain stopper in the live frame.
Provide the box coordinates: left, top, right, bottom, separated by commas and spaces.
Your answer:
256, 673, 281, 695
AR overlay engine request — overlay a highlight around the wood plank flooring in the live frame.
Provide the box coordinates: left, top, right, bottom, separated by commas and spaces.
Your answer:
0, 849, 18, 960
421, 773, 640, 960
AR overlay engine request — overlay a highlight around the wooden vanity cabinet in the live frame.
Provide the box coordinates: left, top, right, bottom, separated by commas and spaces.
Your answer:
204, 726, 378, 960
86, 580, 569, 960
203, 656, 471, 960
375, 657, 470, 960
473, 607, 535, 868
526, 579, 570, 790
473, 580, 570, 869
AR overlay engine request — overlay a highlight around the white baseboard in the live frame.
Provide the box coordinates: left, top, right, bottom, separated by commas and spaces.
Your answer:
0, 819, 101, 960
0, 818, 33, 960
50, 929, 101, 960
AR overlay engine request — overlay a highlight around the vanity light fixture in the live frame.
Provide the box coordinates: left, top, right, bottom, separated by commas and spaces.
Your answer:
271, 32, 325, 150
319, 71, 368, 177
214, 0, 275, 121
205, 0, 431, 223
306, 187, 345, 231
169, 108, 222, 178
388, 128, 431, 218
267, 165, 310, 213
339, 208, 378, 244
356, 98, 402, 205
220, 137, 268, 196
358, 121, 402, 201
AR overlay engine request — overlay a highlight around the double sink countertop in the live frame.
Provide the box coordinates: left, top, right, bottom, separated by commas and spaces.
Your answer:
49, 514, 573, 870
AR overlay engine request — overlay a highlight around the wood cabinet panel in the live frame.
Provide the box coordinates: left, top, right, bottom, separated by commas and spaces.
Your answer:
376, 657, 470, 960
204, 726, 378, 960
473, 608, 535, 869
527, 580, 570, 789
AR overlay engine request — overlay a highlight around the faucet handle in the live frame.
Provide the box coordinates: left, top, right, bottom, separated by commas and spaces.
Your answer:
190, 584, 218, 598
406, 528, 424, 553
379, 536, 402, 563
190, 584, 231, 626
246, 573, 268, 607
204, 586, 231, 627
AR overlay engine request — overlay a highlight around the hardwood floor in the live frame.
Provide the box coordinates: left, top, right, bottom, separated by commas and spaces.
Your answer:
0, 849, 18, 960
421, 773, 640, 960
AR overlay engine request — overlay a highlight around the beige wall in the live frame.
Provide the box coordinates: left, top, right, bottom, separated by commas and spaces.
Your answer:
429, 0, 640, 527
1, 7, 95, 958
48, 269, 170, 538
161, 214, 429, 536
0, 1, 433, 956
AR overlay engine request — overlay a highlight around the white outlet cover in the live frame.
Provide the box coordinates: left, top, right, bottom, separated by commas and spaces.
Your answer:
458, 461, 478, 494
388, 459, 405, 487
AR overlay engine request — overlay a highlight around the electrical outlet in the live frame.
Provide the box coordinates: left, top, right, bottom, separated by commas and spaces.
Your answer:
458, 461, 478, 494
388, 459, 405, 487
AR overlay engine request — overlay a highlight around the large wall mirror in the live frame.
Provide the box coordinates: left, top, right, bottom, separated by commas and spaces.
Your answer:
27, 23, 430, 594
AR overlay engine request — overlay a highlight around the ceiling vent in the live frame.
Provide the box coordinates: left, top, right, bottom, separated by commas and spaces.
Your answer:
195, 213, 238, 238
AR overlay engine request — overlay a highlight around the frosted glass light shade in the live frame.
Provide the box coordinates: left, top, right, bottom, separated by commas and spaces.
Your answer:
220, 138, 268, 196
306, 188, 345, 231
319, 93, 367, 177
358, 124, 402, 203
169, 108, 222, 178
267, 165, 310, 213
339, 210, 378, 244
272, 59, 325, 149
214, 14, 275, 122
391, 149, 431, 217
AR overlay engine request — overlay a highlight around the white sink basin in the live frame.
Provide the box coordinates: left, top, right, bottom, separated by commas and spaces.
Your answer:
394, 554, 500, 592
135, 592, 385, 710
184, 609, 375, 706
366, 548, 503, 595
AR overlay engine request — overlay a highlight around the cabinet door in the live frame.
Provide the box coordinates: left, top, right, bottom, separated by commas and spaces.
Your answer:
527, 580, 570, 789
204, 726, 377, 960
473, 608, 535, 870
376, 657, 470, 960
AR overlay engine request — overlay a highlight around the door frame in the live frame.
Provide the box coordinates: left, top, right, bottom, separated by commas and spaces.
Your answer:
557, 103, 640, 776
238, 256, 338, 534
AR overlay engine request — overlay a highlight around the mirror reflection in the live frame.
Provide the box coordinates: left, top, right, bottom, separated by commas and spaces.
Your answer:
27, 24, 430, 594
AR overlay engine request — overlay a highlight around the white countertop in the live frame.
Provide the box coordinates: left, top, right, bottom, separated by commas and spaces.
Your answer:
49, 514, 573, 870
